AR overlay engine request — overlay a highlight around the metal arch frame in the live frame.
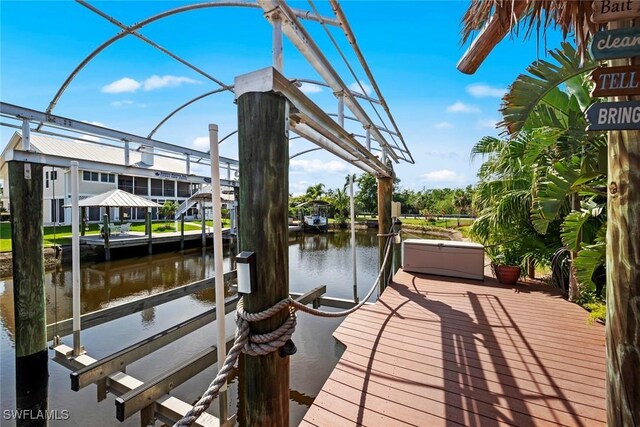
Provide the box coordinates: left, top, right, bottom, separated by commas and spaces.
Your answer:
289, 147, 323, 160
42, 1, 339, 120
147, 88, 231, 139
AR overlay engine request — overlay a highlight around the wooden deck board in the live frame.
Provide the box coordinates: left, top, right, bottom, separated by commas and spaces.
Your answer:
302, 269, 605, 426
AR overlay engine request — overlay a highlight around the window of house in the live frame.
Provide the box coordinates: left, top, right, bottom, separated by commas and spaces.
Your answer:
83, 171, 99, 182
163, 180, 174, 197
150, 179, 163, 196
88, 206, 101, 221
177, 182, 191, 198
100, 173, 115, 183
51, 171, 58, 180
118, 175, 133, 193
134, 177, 148, 196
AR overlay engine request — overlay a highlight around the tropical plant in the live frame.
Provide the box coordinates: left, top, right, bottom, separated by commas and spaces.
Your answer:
470, 42, 607, 301
159, 201, 178, 223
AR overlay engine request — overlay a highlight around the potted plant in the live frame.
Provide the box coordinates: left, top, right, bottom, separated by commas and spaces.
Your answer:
486, 243, 524, 285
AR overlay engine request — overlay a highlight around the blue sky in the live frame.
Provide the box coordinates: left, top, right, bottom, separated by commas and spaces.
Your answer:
0, 1, 565, 195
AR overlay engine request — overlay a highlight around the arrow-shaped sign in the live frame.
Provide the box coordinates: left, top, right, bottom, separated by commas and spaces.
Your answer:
586, 100, 640, 131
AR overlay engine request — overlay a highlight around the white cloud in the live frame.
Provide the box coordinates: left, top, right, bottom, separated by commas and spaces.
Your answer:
349, 82, 372, 95
298, 82, 322, 94
477, 118, 499, 129
421, 169, 462, 182
446, 101, 480, 113
192, 136, 210, 150
101, 77, 141, 94
424, 150, 461, 159
466, 83, 506, 98
102, 75, 199, 94
290, 159, 348, 174
110, 100, 134, 107
142, 75, 199, 91
434, 121, 453, 129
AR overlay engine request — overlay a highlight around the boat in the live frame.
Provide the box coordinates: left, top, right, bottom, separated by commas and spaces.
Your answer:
295, 200, 330, 233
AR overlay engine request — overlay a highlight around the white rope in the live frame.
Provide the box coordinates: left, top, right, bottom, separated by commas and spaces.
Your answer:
174, 232, 396, 426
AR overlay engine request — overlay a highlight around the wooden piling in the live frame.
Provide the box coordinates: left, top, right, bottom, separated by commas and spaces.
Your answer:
103, 213, 110, 261
237, 91, 289, 427
201, 202, 206, 247
81, 206, 86, 236
606, 19, 640, 427
392, 219, 402, 275
147, 212, 152, 255
9, 161, 48, 419
377, 176, 392, 292
180, 213, 185, 250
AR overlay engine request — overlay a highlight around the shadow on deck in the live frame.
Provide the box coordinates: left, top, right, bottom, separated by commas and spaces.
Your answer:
301, 269, 605, 427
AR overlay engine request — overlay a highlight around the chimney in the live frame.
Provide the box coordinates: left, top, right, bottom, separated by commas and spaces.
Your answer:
141, 145, 154, 166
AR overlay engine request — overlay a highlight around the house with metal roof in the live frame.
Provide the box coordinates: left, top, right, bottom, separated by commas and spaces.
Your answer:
0, 132, 238, 225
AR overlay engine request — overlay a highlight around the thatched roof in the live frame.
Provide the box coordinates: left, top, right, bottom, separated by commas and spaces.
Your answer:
461, 1, 599, 62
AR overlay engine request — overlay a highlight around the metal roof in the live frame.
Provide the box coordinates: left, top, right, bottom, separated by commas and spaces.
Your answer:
25, 133, 191, 175
77, 189, 161, 208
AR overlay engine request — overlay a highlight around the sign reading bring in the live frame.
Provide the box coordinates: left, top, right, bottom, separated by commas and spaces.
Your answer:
586, 100, 640, 130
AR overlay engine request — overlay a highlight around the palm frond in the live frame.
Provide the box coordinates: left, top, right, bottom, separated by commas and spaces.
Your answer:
500, 42, 598, 134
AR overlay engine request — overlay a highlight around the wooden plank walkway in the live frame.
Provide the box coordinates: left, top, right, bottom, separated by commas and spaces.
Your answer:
301, 269, 606, 427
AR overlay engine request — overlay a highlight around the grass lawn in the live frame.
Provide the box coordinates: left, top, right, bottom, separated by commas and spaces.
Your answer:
0, 219, 231, 252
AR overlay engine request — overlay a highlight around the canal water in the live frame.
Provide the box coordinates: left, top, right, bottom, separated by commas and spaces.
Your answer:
0, 230, 435, 426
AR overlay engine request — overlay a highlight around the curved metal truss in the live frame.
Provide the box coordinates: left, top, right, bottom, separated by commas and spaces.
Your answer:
4, 0, 413, 180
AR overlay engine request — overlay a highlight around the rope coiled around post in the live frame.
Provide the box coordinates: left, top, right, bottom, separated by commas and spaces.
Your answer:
173, 232, 396, 427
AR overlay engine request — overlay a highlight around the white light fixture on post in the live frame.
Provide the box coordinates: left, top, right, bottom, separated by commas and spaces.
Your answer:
236, 251, 256, 294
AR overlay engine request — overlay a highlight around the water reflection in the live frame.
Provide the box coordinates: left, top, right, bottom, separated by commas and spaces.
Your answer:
0, 230, 439, 426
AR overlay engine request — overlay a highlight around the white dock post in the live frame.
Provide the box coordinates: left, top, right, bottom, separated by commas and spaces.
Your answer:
70, 161, 82, 355
209, 123, 228, 423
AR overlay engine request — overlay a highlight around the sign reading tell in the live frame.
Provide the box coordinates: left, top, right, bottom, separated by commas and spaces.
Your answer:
592, 0, 640, 23
586, 100, 640, 130
591, 65, 640, 97
590, 27, 640, 60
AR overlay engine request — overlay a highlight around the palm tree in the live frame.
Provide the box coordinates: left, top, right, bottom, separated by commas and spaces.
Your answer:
304, 183, 325, 201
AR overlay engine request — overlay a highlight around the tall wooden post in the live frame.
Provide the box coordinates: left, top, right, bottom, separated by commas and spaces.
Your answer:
81, 206, 86, 236
377, 176, 392, 292
147, 212, 153, 255
201, 201, 206, 247
606, 19, 640, 427
237, 91, 289, 426
180, 213, 185, 250
103, 213, 110, 261
9, 161, 48, 420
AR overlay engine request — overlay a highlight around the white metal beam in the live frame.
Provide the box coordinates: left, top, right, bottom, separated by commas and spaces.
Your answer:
0, 102, 238, 165
257, 0, 400, 163
235, 67, 390, 177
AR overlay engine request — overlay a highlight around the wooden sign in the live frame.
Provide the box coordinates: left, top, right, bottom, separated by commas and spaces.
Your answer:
591, 65, 640, 97
592, 0, 640, 23
590, 27, 640, 60
586, 100, 640, 130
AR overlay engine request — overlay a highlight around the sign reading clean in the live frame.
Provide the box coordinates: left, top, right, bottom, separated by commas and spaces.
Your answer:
590, 27, 640, 60
586, 100, 640, 130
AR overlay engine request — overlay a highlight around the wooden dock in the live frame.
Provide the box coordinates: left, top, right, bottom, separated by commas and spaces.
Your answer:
302, 269, 606, 427
79, 228, 231, 248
